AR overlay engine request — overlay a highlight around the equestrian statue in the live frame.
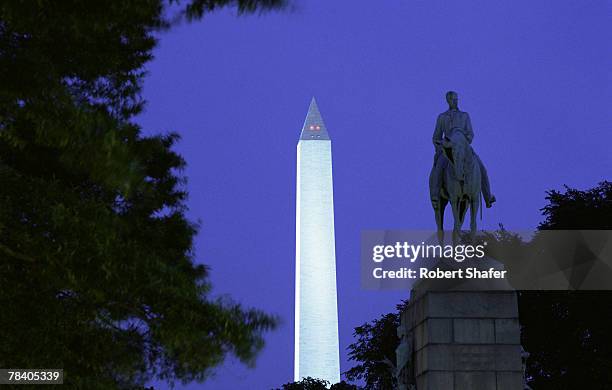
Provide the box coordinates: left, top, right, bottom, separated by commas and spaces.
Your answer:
429, 91, 496, 243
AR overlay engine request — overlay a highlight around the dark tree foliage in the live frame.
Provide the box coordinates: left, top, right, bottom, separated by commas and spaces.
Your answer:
344, 302, 407, 390
0, 1, 285, 388
520, 181, 612, 389
183, 0, 288, 20
276, 377, 330, 390
274, 377, 357, 390
328, 382, 359, 390
538, 181, 612, 230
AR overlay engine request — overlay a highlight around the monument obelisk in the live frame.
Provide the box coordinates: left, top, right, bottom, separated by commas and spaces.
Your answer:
294, 98, 340, 383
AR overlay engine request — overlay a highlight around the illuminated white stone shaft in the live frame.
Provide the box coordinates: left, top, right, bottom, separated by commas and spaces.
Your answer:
294, 98, 340, 383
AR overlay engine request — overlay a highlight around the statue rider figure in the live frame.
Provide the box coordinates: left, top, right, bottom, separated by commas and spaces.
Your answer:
430, 91, 496, 209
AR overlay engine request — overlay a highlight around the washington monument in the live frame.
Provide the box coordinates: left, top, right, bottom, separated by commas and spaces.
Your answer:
294, 98, 340, 383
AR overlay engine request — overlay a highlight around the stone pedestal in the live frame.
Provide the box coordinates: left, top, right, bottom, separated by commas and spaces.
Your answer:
398, 290, 523, 390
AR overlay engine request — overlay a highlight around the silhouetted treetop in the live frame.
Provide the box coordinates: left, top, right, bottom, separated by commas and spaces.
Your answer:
539, 181, 612, 229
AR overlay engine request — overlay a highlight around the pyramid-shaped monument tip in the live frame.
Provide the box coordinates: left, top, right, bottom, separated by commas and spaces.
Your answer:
299, 97, 330, 141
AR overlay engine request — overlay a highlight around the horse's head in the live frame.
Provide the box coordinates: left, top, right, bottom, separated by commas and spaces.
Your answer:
443, 129, 470, 182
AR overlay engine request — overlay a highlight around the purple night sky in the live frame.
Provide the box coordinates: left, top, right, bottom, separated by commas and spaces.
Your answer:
136, 1, 611, 388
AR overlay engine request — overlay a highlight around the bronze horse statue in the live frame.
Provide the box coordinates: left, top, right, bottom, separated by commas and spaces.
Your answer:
430, 129, 482, 244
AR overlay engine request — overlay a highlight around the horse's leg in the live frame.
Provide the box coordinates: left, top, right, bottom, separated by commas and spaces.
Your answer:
469, 155, 483, 242
451, 197, 461, 245
459, 198, 468, 227
470, 195, 479, 242
454, 198, 469, 245
434, 200, 444, 244
437, 198, 448, 244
